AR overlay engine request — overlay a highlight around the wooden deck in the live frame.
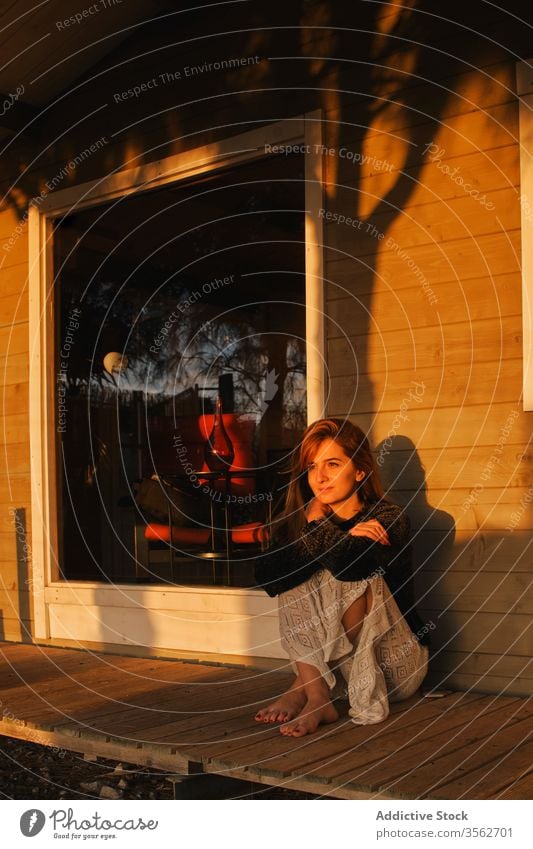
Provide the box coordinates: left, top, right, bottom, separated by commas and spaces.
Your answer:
0, 641, 531, 799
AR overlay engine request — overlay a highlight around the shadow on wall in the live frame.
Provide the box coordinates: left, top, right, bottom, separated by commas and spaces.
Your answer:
13, 508, 32, 643
376, 435, 456, 561
0, 612, 4, 641
376, 435, 456, 668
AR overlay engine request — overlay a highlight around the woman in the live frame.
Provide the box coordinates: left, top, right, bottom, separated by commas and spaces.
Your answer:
254, 418, 429, 737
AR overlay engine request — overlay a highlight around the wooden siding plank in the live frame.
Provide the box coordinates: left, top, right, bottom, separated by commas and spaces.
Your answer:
416, 571, 533, 615
0, 619, 31, 641
420, 610, 532, 656
334, 102, 518, 183
0, 383, 28, 415
425, 671, 533, 697
0, 235, 28, 269
326, 274, 521, 338
332, 396, 527, 448
0, 443, 30, 475
428, 652, 532, 682
0, 323, 27, 358
328, 146, 519, 224
428, 504, 533, 534
328, 316, 522, 377
0, 532, 20, 562
0, 413, 30, 446
0, 294, 28, 326
347, 443, 529, 488
0, 353, 29, 385
0, 262, 29, 299
415, 486, 533, 509
349, 406, 526, 457
0, 507, 31, 534
325, 59, 517, 131
396, 497, 531, 536
329, 360, 521, 414
326, 198, 520, 281
325, 269, 520, 302
0, 589, 31, 616
412, 530, 533, 574
0, 525, 31, 570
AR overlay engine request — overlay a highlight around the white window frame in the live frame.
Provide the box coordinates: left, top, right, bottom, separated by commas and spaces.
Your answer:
28, 112, 324, 655
516, 60, 533, 410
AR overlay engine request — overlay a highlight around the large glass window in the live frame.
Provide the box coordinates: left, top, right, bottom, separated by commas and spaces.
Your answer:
54, 153, 306, 585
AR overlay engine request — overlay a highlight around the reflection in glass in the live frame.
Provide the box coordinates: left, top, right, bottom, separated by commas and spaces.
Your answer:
54, 154, 307, 585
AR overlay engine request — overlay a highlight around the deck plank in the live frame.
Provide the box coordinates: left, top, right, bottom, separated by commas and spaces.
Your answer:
200, 694, 483, 778
0, 669, 203, 727
54, 674, 291, 738
497, 770, 533, 799
0, 717, 194, 773
2, 651, 263, 729
351, 700, 533, 797
0, 641, 530, 800
243, 695, 486, 779
286, 695, 517, 787
423, 724, 533, 799
134, 689, 291, 744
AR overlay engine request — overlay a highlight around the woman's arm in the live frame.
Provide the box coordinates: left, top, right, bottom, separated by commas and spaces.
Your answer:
300, 502, 410, 582
254, 502, 410, 596
253, 533, 322, 597
254, 496, 333, 597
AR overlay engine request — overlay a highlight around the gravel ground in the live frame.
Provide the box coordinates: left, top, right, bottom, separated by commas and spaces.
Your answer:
0, 736, 323, 800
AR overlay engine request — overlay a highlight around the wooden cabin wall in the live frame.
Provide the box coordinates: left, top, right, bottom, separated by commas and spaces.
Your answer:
1, 1, 531, 692
320, 9, 531, 695
0, 207, 30, 641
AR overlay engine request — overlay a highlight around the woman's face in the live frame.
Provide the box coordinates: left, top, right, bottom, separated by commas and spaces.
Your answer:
306, 438, 365, 514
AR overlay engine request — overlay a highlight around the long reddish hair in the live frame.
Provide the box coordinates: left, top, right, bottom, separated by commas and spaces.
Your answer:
275, 418, 385, 540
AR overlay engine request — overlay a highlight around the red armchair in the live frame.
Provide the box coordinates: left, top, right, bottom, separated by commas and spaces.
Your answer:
135, 412, 270, 582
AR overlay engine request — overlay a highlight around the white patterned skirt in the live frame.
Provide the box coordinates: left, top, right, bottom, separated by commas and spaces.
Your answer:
278, 569, 429, 725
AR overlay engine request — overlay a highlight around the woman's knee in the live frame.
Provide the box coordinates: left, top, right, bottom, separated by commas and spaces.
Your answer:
342, 589, 371, 642
365, 582, 373, 614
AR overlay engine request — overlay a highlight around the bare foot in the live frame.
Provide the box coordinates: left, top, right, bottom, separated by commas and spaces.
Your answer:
280, 697, 339, 737
254, 676, 307, 723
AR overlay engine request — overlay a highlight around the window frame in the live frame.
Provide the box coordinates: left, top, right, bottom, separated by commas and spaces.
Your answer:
28, 112, 325, 651
516, 60, 533, 411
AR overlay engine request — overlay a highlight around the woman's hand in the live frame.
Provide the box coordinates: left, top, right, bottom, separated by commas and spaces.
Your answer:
348, 520, 390, 545
305, 497, 332, 522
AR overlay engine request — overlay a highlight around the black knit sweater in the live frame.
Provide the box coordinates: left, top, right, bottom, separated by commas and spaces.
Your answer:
254, 500, 430, 646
